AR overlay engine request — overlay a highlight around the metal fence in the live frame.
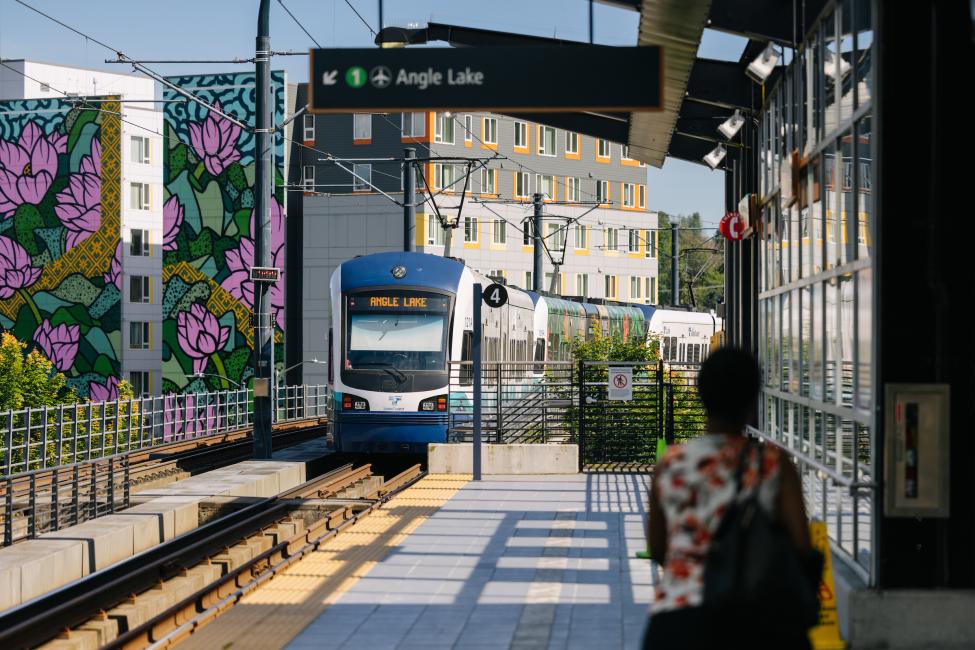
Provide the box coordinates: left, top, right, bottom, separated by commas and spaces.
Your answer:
446, 361, 705, 468
2, 384, 329, 476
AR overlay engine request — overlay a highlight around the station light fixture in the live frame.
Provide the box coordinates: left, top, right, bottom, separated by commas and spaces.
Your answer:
703, 143, 727, 170
718, 109, 745, 140
746, 43, 779, 84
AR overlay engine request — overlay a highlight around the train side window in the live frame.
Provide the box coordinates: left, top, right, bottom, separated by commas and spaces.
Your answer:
460, 330, 474, 385
533, 338, 545, 374
327, 327, 334, 384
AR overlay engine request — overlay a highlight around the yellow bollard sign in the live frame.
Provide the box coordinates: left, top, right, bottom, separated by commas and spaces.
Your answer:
808, 521, 847, 650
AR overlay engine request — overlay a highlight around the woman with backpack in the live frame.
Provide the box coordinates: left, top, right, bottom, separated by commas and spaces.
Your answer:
645, 348, 822, 649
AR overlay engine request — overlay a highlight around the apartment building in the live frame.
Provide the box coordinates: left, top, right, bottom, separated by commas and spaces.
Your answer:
0, 60, 163, 397
290, 86, 660, 383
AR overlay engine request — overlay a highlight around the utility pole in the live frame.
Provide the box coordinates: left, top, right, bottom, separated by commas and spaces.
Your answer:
252, 0, 273, 459
403, 148, 416, 252
671, 223, 679, 307
533, 193, 543, 292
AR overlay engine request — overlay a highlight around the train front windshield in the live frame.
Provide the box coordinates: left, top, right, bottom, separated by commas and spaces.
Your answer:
345, 290, 450, 372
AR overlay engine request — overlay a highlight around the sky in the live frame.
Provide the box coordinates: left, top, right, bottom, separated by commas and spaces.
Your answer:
0, 0, 748, 226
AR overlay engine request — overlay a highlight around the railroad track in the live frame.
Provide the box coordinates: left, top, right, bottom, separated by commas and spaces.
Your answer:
0, 461, 424, 649
1, 418, 327, 547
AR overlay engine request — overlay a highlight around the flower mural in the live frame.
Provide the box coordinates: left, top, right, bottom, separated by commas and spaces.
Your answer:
0, 235, 42, 299
33, 319, 80, 372
0, 121, 65, 217
188, 100, 242, 177
161, 72, 286, 394
0, 97, 122, 399
89, 376, 120, 402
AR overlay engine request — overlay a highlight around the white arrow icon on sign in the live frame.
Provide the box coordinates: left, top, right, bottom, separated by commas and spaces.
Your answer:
321, 70, 338, 86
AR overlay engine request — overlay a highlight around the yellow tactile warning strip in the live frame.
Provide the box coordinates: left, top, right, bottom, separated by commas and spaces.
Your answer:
175, 474, 469, 650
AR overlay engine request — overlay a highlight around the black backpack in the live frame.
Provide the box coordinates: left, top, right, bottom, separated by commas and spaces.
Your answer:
703, 439, 823, 631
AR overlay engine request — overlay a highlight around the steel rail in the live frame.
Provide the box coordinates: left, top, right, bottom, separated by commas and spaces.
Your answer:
0, 462, 360, 648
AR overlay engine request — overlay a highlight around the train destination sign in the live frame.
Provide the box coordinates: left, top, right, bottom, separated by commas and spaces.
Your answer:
309, 46, 662, 113
348, 293, 450, 311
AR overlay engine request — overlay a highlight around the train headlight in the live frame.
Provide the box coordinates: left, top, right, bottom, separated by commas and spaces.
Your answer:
342, 394, 370, 410
419, 395, 449, 412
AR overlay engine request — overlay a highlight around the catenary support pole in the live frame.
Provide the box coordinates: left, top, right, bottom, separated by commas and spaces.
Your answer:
403, 148, 416, 252
533, 193, 543, 292
671, 223, 679, 307
252, 0, 273, 459
472, 283, 482, 481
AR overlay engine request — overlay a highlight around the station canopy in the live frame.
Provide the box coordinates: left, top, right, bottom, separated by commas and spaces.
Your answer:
375, 0, 828, 170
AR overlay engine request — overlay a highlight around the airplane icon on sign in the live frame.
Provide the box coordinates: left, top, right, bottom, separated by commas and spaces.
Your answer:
370, 66, 392, 89
321, 70, 338, 86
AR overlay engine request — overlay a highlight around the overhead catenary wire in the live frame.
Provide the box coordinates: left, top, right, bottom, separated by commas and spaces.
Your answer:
277, 0, 322, 48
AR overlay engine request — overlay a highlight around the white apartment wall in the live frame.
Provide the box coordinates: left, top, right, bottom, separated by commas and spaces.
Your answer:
22, 61, 155, 100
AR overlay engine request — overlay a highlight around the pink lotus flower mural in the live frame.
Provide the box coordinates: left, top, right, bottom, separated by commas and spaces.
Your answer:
89, 376, 120, 403
104, 241, 122, 290
55, 138, 101, 250
33, 319, 80, 372
0, 235, 42, 299
188, 100, 242, 176
223, 198, 285, 329
177, 303, 231, 374
0, 121, 64, 217
163, 195, 184, 251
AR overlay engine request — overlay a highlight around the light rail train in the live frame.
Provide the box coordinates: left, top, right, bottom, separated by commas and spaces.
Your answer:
326, 251, 720, 452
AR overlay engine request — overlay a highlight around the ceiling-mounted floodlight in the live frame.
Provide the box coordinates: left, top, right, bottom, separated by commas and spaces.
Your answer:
824, 50, 851, 80
746, 43, 779, 84
718, 109, 745, 140
703, 144, 727, 169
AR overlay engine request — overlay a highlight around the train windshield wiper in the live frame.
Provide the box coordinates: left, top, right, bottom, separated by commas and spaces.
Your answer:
355, 362, 408, 382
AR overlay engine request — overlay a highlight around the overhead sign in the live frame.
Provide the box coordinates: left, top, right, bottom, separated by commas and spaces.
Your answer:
482, 284, 508, 309
608, 366, 633, 401
349, 292, 450, 311
250, 267, 280, 282
309, 46, 662, 113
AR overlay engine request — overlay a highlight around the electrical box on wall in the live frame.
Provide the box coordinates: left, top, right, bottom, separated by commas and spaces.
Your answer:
883, 383, 951, 518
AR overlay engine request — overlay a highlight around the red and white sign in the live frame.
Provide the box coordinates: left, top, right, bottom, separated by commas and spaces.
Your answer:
720, 211, 746, 241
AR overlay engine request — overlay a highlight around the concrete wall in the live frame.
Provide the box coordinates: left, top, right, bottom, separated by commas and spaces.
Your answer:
428, 443, 578, 475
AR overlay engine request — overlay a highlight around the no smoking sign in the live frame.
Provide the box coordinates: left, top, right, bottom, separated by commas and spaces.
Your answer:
608, 367, 633, 401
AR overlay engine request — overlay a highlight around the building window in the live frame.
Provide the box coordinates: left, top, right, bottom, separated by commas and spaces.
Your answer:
535, 174, 555, 200
40, 82, 50, 93
464, 216, 479, 243
605, 275, 617, 299
544, 272, 562, 292
574, 224, 588, 249
353, 113, 372, 141
648, 277, 657, 303
565, 132, 579, 155
129, 183, 150, 211
303, 165, 315, 191
129, 321, 150, 350
566, 177, 581, 202
128, 371, 150, 397
401, 112, 425, 137
129, 275, 150, 303
630, 276, 642, 299
130, 229, 149, 257
515, 171, 530, 199
597, 139, 610, 159
480, 167, 497, 195
628, 229, 640, 252
493, 219, 506, 244
464, 115, 473, 143
576, 273, 589, 296
621, 145, 632, 160
622, 183, 636, 207
352, 163, 371, 191
605, 227, 618, 251
646, 230, 656, 258
639, 184, 646, 208
523, 221, 531, 245
547, 223, 566, 251
303, 114, 315, 140
426, 215, 445, 246
513, 121, 528, 149
482, 117, 498, 145
434, 112, 455, 144
524, 271, 533, 289
596, 180, 609, 204
537, 126, 556, 156
434, 163, 456, 191
130, 136, 150, 164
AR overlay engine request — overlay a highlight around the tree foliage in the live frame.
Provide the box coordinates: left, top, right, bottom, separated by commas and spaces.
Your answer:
0, 332, 76, 410
657, 212, 725, 309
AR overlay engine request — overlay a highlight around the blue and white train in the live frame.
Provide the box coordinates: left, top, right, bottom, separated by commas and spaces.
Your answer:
326, 251, 719, 453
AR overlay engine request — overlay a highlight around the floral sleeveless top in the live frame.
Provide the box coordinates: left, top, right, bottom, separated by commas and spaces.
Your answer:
652, 434, 781, 614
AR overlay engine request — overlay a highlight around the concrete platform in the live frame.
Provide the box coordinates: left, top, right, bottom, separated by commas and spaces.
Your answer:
285, 474, 652, 650
0, 436, 331, 613
428, 443, 579, 475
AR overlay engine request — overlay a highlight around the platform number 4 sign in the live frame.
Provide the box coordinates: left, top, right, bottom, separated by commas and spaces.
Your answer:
482, 283, 508, 308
